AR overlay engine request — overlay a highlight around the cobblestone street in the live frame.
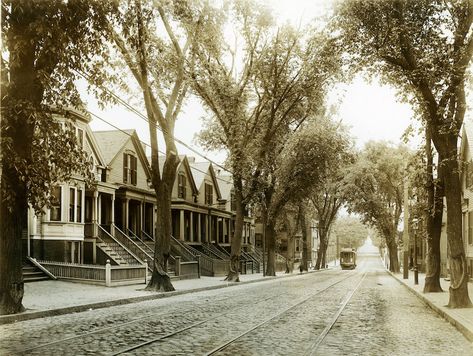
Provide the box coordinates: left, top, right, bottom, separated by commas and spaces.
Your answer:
1, 255, 472, 355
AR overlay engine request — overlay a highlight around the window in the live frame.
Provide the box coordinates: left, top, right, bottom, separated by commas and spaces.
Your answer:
69, 188, 75, 222
178, 173, 186, 198
77, 189, 82, 222
123, 153, 137, 185
205, 183, 213, 205
50, 186, 62, 221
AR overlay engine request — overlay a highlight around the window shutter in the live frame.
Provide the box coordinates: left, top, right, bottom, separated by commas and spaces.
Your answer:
132, 156, 137, 185
123, 153, 128, 183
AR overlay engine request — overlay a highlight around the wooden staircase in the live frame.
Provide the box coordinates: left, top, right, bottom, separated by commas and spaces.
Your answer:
22, 262, 50, 283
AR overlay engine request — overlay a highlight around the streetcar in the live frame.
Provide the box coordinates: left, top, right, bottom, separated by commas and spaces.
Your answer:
340, 248, 357, 270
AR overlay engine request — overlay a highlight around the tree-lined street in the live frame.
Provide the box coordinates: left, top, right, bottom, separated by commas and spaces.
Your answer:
1, 250, 471, 355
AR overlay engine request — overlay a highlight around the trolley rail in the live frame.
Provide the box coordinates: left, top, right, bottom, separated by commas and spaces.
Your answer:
110, 271, 361, 355
15, 269, 344, 355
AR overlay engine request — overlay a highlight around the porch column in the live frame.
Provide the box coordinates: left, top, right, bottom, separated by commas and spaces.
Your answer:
197, 213, 201, 243
80, 241, 84, 264
98, 194, 102, 225
206, 214, 210, 243
229, 218, 233, 244
215, 217, 220, 244
93, 190, 99, 237
179, 210, 185, 240
190, 211, 194, 242
136, 201, 143, 237
125, 198, 129, 232
140, 201, 144, 239
111, 194, 115, 236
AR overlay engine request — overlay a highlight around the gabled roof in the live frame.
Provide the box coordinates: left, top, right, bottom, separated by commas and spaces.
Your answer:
190, 161, 222, 200
94, 130, 135, 165
93, 129, 151, 179
217, 174, 233, 201
84, 125, 106, 167
93, 129, 135, 165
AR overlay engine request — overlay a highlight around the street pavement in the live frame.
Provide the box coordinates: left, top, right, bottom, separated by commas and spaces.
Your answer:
1, 255, 472, 355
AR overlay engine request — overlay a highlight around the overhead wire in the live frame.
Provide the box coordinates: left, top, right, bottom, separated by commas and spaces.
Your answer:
74, 68, 233, 175
88, 110, 234, 185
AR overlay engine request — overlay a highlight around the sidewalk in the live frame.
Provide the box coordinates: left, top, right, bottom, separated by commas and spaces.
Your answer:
0, 270, 314, 325
389, 269, 473, 342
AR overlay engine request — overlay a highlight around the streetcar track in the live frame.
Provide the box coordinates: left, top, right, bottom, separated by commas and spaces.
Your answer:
307, 272, 367, 355
14, 270, 342, 355
109, 271, 360, 355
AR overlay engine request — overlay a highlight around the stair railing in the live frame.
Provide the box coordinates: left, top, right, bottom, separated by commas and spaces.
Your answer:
26, 256, 57, 280
98, 225, 143, 265
127, 228, 154, 255
114, 225, 154, 268
141, 230, 154, 241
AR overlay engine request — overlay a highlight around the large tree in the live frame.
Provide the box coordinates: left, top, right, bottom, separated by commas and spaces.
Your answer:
0, 0, 114, 315
335, 0, 472, 307
331, 216, 369, 251
310, 146, 353, 270
343, 141, 409, 273
108, 0, 211, 291
262, 118, 351, 275
192, 2, 335, 281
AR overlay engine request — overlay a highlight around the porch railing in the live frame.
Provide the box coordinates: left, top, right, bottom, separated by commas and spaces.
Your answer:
35, 260, 148, 286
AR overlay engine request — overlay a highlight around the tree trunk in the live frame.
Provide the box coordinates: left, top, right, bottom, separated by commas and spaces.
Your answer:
315, 232, 326, 270
442, 149, 472, 307
285, 231, 294, 274
1, 4, 39, 314
146, 153, 179, 292
386, 236, 400, 273
424, 136, 444, 293
265, 219, 276, 276
0, 167, 27, 315
322, 247, 327, 268
225, 177, 244, 282
299, 205, 309, 272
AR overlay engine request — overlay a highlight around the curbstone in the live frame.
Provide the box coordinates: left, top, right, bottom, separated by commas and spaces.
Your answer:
386, 269, 473, 343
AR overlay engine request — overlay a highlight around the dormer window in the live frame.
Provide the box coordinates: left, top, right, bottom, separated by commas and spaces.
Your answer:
205, 183, 213, 205
178, 173, 186, 198
123, 153, 137, 185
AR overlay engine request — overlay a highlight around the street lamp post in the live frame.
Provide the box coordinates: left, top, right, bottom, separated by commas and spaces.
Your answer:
413, 217, 419, 285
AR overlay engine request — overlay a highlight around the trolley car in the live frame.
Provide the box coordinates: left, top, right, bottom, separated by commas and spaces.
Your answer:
340, 248, 357, 270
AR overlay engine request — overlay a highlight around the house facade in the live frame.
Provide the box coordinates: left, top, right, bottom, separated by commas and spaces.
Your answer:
23, 113, 257, 283
459, 120, 473, 280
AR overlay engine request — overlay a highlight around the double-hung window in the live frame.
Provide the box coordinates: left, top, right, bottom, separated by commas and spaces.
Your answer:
123, 153, 138, 185
50, 186, 62, 221
178, 173, 186, 198
205, 183, 213, 205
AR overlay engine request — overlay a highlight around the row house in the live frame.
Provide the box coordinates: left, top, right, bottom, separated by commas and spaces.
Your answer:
459, 120, 473, 280
435, 118, 473, 279
23, 110, 257, 283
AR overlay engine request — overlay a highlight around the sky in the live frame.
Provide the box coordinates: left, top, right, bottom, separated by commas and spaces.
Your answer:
84, 0, 420, 165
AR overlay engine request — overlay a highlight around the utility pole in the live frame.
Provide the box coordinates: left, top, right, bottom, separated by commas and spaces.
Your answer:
403, 178, 409, 279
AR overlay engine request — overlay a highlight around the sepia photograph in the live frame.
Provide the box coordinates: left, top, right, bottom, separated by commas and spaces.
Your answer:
0, 0, 472, 354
